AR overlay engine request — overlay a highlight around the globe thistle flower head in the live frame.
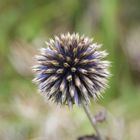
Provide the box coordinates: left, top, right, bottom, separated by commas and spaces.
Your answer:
32, 33, 111, 107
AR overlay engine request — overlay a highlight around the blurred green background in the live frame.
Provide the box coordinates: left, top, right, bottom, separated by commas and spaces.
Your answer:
0, 0, 140, 140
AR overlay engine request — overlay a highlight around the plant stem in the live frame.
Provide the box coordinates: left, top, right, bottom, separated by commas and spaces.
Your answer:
81, 101, 102, 140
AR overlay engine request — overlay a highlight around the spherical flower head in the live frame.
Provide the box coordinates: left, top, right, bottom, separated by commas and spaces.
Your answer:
32, 33, 111, 107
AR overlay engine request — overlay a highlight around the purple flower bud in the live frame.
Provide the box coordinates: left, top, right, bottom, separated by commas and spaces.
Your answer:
32, 33, 111, 106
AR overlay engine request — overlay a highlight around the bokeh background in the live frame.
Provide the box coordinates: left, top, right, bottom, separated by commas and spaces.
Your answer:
0, 0, 140, 140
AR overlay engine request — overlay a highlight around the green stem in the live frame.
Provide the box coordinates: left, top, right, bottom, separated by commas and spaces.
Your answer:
81, 101, 102, 140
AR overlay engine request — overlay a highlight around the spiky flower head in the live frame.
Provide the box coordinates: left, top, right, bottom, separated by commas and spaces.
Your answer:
32, 33, 110, 107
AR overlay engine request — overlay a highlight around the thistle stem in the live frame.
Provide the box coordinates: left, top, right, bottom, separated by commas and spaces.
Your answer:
81, 101, 102, 140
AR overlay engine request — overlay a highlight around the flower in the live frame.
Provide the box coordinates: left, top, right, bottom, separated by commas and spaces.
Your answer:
32, 33, 110, 107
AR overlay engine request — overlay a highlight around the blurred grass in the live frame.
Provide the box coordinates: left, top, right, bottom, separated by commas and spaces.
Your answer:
0, 0, 140, 140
